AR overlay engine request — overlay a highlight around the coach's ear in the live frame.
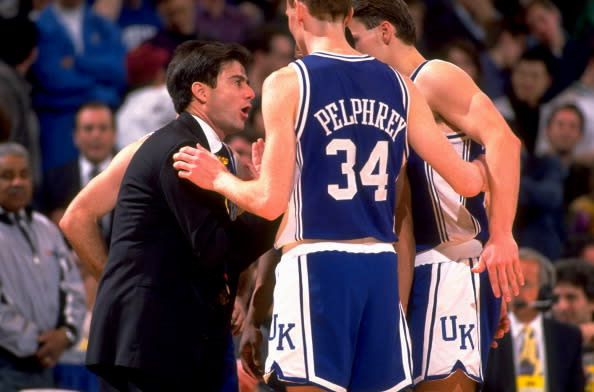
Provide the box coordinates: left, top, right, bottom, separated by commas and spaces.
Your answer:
191, 81, 209, 104
379, 20, 395, 46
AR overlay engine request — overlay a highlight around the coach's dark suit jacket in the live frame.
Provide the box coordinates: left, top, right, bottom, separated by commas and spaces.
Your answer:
86, 112, 277, 390
483, 316, 584, 392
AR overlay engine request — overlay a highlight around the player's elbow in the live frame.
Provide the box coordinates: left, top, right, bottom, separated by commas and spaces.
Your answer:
59, 209, 75, 236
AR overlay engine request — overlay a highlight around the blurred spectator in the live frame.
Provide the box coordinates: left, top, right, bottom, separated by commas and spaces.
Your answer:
494, 46, 555, 154
524, 0, 591, 101
536, 47, 594, 161
144, 0, 201, 58
0, 16, 42, 185
0, 142, 87, 392
440, 38, 483, 86
30, 0, 126, 173
243, 23, 294, 98
37, 102, 116, 244
93, 0, 163, 51
553, 259, 594, 347
116, 42, 176, 149
573, 0, 594, 42
405, 0, 428, 56
514, 149, 566, 262
539, 104, 591, 212
568, 169, 594, 237
480, 17, 528, 99
0, 107, 9, 142
226, 132, 253, 172
244, 96, 264, 140
422, 0, 501, 58
484, 248, 585, 392
195, 0, 251, 44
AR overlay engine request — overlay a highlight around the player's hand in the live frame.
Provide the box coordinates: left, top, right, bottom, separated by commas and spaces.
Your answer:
250, 138, 265, 178
471, 233, 523, 302
231, 298, 246, 336
240, 322, 264, 380
491, 301, 510, 348
173, 144, 228, 190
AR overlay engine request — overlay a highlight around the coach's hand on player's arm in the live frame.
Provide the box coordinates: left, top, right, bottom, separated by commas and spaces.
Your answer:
472, 234, 523, 302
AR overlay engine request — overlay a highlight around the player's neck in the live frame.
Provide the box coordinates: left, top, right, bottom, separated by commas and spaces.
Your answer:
390, 44, 425, 78
304, 30, 359, 56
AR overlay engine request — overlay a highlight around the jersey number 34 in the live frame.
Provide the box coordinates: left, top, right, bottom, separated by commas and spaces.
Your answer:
326, 139, 389, 202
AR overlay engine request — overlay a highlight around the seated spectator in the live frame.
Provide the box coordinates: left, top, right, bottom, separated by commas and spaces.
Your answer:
143, 0, 202, 58
0, 142, 87, 392
0, 16, 42, 185
524, 0, 591, 101
31, 0, 126, 172
37, 101, 116, 244
480, 17, 529, 99
440, 38, 483, 87
484, 248, 585, 392
494, 46, 555, 154
568, 169, 594, 236
535, 47, 594, 161
94, 0, 163, 51
195, 0, 251, 44
243, 23, 294, 98
540, 103, 591, 210
514, 148, 566, 261
116, 42, 176, 150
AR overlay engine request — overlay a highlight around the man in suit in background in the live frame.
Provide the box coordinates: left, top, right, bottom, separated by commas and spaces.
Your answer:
484, 248, 584, 392
61, 40, 277, 392
38, 101, 116, 243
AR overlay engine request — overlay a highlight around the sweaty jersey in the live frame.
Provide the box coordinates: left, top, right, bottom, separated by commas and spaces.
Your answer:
407, 60, 488, 253
276, 51, 410, 248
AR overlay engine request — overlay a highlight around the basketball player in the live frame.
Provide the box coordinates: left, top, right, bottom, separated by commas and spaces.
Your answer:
348, 1, 523, 391
172, 1, 487, 391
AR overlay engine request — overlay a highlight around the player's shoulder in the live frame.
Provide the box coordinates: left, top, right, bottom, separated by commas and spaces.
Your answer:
262, 65, 299, 99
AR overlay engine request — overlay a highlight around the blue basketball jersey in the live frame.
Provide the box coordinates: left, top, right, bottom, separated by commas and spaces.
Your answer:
276, 52, 410, 247
407, 60, 489, 252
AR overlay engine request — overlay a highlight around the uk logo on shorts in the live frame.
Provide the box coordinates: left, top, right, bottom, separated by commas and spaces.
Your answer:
441, 316, 476, 350
269, 314, 297, 351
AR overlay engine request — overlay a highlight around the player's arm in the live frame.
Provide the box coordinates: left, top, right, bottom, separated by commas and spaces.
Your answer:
404, 77, 485, 198
173, 66, 298, 220
418, 61, 524, 301
59, 138, 144, 280
394, 165, 414, 314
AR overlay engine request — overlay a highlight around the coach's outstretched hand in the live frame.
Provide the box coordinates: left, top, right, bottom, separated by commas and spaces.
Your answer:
472, 233, 524, 302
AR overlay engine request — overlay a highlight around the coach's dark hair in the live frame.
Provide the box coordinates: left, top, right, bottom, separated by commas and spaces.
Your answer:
166, 40, 251, 114
351, 0, 416, 45
287, 0, 352, 22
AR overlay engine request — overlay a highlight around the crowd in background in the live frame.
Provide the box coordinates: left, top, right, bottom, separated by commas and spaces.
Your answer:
2, 0, 594, 391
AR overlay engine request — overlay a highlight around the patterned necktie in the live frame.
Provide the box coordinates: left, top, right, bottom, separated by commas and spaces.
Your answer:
216, 144, 237, 221
518, 325, 542, 376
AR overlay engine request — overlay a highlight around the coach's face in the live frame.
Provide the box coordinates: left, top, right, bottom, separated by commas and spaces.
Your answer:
206, 60, 255, 137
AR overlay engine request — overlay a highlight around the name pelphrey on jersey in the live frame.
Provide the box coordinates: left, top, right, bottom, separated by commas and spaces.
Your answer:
313, 98, 407, 141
